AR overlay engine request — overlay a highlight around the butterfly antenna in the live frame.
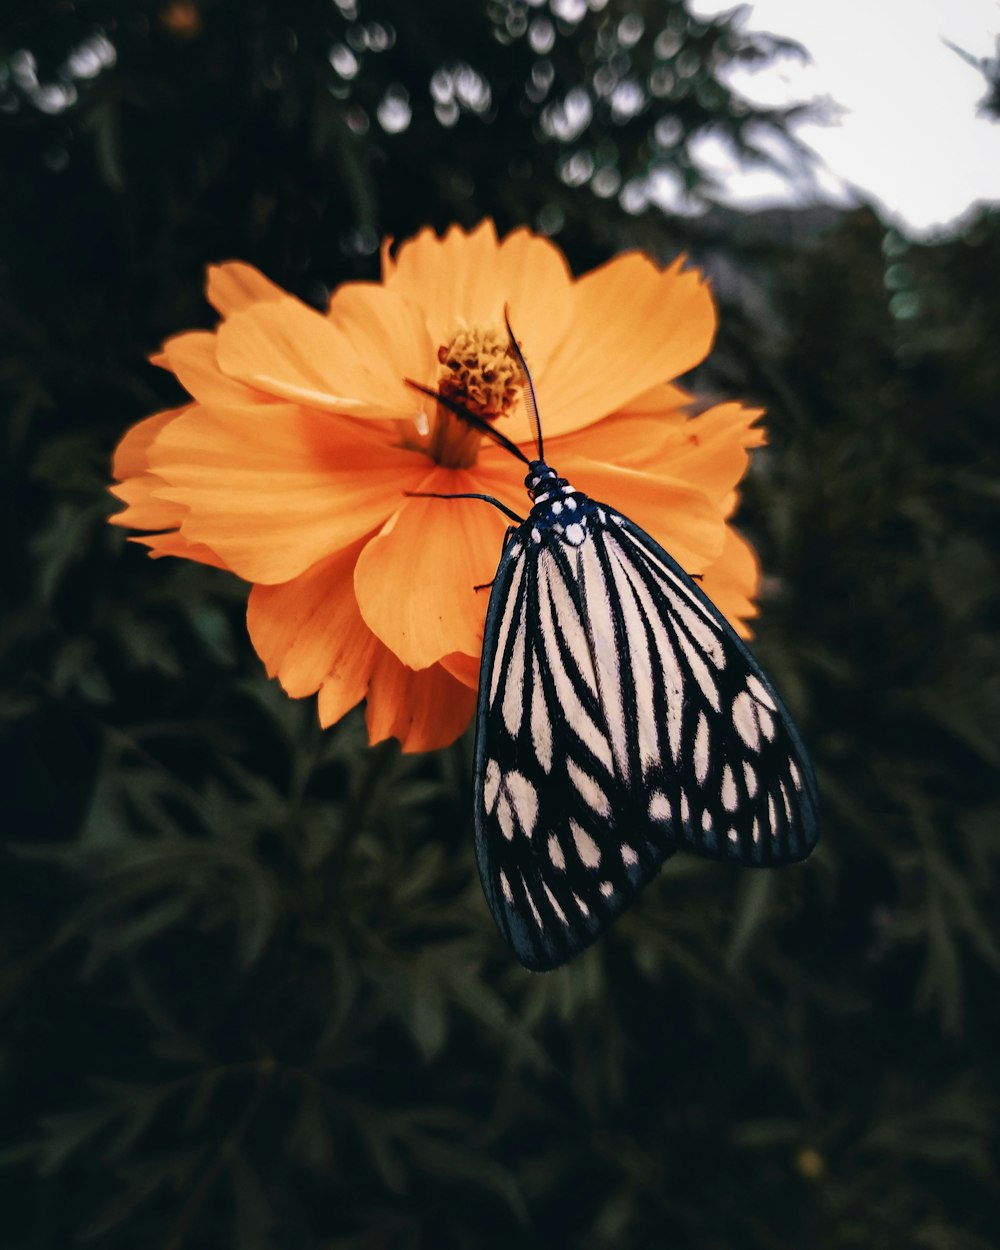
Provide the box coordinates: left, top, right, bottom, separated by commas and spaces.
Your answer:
503, 305, 543, 462
403, 378, 532, 467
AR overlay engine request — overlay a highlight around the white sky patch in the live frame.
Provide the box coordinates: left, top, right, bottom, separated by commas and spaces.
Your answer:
687, 0, 1000, 236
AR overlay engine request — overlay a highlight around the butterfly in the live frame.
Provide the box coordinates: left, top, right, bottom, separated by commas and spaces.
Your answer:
407, 317, 819, 971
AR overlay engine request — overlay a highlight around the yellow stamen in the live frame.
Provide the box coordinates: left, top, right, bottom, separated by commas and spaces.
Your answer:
428, 324, 524, 468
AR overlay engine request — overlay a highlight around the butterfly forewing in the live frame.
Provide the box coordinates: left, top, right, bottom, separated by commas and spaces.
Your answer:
473, 490, 819, 972
474, 521, 668, 970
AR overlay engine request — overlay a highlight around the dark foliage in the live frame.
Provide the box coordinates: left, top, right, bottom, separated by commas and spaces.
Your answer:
2, 2, 998, 1247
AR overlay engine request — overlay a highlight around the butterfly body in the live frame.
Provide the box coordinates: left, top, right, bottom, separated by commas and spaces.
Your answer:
473, 460, 819, 971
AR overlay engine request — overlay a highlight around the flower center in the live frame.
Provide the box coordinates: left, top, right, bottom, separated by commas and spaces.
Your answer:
428, 324, 524, 468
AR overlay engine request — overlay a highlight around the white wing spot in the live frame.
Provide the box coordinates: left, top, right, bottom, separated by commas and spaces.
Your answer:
789, 759, 803, 791
548, 835, 566, 870
502, 625, 526, 737
539, 549, 598, 695
567, 759, 610, 817
694, 712, 710, 784
507, 541, 522, 559
505, 770, 538, 837
665, 588, 726, 669
564, 494, 577, 508
728, 827, 739, 845
768, 793, 778, 833
571, 820, 602, 868
543, 883, 568, 925
489, 556, 525, 705
607, 548, 658, 772
574, 893, 590, 917
702, 810, 713, 833
666, 659, 684, 763
599, 881, 614, 898
674, 626, 721, 711
743, 760, 758, 798
621, 843, 639, 867
531, 527, 541, 544
757, 703, 776, 742
752, 817, 761, 845
500, 870, 514, 903
680, 791, 691, 826
747, 674, 777, 710
576, 542, 629, 778
521, 875, 544, 928
732, 691, 760, 751
780, 780, 792, 821
565, 522, 585, 545
536, 554, 613, 770
721, 764, 738, 813
497, 793, 515, 842
551, 500, 563, 515
530, 654, 553, 774
484, 759, 501, 814
649, 790, 671, 822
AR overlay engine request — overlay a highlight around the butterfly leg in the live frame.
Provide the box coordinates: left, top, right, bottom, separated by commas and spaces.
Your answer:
404, 490, 525, 525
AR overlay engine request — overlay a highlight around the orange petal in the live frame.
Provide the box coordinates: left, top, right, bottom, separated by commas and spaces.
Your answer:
206, 261, 287, 316
615, 380, 694, 416
536, 254, 717, 439
156, 332, 265, 406
130, 531, 230, 569
215, 296, 426, 417
365, 650, 477, 752
439, 650, 481, 690
317, 672, 368, 731
553, 454, 725, 573
147, 402, 428, 583
699, 524, 761, 639
496, 383, 696, 467
543, 402, 763, 506
543, 411, 689, 472
109, 474, 188, 532
247, 537, 379, 704
661, 403, 765, 506
111, 405, 189, 479
383, 220, 574, 379
110, 406, 193, 533
353, 465, 509, 670
328, 283, 438, 390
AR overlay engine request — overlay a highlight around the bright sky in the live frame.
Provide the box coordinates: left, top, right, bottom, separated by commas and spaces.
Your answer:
686, 0, 1000, 236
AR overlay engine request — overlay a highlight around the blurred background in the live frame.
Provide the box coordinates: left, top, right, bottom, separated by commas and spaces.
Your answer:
2, 1, 999, 1247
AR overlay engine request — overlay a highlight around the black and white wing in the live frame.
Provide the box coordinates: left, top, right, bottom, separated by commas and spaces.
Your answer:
472, 502, 819, 972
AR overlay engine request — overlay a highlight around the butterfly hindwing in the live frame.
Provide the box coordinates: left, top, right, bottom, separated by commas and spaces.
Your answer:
610, 514, 820, 866
473, 490, 820, 972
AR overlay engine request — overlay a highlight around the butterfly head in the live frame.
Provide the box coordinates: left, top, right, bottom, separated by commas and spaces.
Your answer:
523, 460, 593, 547
525, 461, 573, 505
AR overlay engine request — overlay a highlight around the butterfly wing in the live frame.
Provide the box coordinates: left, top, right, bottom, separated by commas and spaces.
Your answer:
610, 513, 820, 865
473, 521, 668, 970
473, 502, 819, 972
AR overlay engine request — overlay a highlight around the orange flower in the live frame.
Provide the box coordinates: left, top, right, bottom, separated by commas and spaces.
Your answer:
110, 221, 765, 752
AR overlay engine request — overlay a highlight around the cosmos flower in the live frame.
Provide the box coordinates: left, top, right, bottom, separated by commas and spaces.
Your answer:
109, 220, 764, 752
